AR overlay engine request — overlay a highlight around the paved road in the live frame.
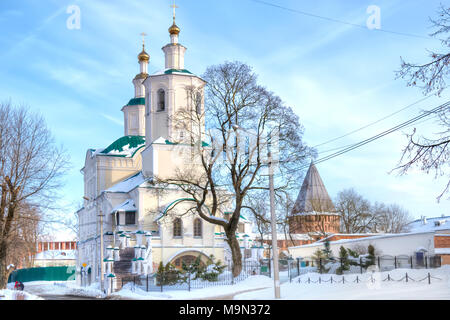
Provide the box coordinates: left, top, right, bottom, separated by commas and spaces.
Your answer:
39, 294, 124, 300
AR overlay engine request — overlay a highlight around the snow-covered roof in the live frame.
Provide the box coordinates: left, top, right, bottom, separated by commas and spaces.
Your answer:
105, 172, 147, 193
257, 233, 313, 241
290, 231, 436, 249
315, 233, 380, 243
407, 215, 450, 233
435, 248, 450, 255
34, 250, 76, 260
98, 136, 145, 158
111, 199, 136, 213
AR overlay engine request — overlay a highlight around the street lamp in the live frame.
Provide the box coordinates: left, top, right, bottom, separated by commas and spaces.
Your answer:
83, 196, 105, 292
231, 125, 281, 299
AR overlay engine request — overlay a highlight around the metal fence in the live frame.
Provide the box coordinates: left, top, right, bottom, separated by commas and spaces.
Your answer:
120, 261, 262, 292
288, 255, 442, 282
297, 272, 442, 285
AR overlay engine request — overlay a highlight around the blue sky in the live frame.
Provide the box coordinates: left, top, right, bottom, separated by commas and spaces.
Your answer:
1, 0, 449, 238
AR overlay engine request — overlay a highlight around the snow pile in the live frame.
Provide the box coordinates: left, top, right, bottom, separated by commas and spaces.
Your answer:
234, 266, 450, 300
14, 280, 106, 299
0, 289, 43, 300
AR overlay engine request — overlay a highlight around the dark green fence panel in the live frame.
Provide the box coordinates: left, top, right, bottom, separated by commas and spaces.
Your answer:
8, 266, 75, 283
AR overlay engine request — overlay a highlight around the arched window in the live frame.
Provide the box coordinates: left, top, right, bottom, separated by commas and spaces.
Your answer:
173, 218, 182, 237
195, 92, 202, 115
157, 89, 165, 112
193, 218, 202, 238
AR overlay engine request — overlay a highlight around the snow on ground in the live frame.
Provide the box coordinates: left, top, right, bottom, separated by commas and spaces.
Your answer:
7, 280, 106, 299
0, 289, 43, 300
3, 276, 273, 300
111, 275, 274, 300
234, 266, 450, 300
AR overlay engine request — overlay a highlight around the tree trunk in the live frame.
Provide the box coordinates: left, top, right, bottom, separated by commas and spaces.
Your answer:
0, 242, 10, 289
226, 232, 242, 277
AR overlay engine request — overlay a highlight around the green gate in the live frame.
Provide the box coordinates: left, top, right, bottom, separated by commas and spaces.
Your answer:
8, 266, 76, 283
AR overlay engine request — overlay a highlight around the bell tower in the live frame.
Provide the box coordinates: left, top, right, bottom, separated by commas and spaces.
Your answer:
140, 4, 206, 179
122, 33, 149, 137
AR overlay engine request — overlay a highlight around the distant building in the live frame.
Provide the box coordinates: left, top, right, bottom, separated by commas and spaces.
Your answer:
33, 241, 77, 267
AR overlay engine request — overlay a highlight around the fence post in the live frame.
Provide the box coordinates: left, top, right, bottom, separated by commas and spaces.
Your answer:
188, 271, 191, 292
387, 274, 391, 281
319, 277, 321, 284
405, 272, 408, 283
378, 256, 380, 269
394, 256, 397, 269
356, 276, 359, 283
425, 256, 428, 269
428, 272, 431, 285
287, 260, 290, 281
268, 259, 271, 278
410, 256, 413, 269
297, 258, 300, 277
340, 258, 343, 271
319, 258, 322, 274
360, 257, 363, 274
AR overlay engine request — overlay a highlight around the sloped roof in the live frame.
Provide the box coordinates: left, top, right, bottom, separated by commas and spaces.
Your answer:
110, 199, 137, 213
407, 216, 450, 233
99, 136, 145, 157
292, 162, 335, 215
105, 172, 147, 193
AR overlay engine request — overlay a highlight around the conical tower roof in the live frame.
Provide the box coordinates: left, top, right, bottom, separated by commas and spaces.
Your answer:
292, 162, 335, 215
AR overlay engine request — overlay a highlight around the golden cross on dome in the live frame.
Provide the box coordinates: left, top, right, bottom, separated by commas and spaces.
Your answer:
170, 0, 178, 21
140, 32, 147, 47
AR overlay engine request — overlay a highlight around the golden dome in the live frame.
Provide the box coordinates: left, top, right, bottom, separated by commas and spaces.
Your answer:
168, 21, 180, 35
138, 46, 150, 62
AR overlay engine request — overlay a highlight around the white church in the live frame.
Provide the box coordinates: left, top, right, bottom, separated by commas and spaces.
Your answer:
75, 11, 261, 287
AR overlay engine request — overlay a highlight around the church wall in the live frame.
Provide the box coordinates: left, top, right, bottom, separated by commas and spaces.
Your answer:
95, 153, 142, 193
123, 104, 145, 137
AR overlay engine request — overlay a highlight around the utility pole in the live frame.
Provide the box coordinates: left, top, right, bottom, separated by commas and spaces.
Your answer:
99, 209, 105, 292
268, 151, 281, 299
231, 124, 281, 298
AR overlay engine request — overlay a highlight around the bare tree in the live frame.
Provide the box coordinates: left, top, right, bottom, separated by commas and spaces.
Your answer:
1, 201, 42, 271
335, 188, 373, 233
156, 61, 311, 276
371, 202, 412, 233
0, 102, 69, 288
395, 4, 450, 200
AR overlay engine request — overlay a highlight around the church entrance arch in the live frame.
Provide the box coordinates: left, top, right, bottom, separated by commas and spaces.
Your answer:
168, 250, 212, 269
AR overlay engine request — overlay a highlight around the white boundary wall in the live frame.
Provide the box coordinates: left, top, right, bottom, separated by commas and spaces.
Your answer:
290, 231, 436, 259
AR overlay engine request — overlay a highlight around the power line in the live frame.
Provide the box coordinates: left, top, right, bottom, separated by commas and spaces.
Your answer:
313, 95, 435, 149
250, 0, 436, 41
317, 113, 437, 155
307, 100, 450, 169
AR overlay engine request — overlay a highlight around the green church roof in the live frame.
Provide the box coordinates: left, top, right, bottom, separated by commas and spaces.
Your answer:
100, 136, 145, 158
164, 69, 193, 75
126, 97, 145, 106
